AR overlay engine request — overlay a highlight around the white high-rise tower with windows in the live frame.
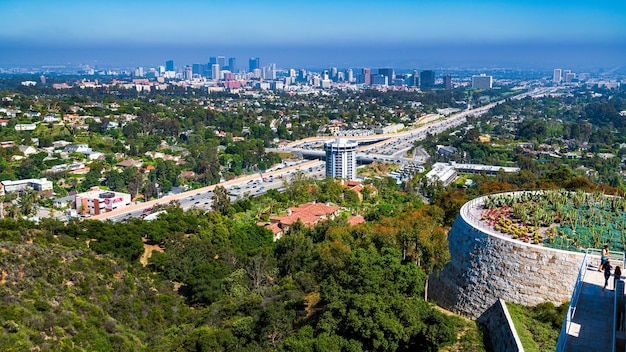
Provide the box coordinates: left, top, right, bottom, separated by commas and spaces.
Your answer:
324, 138, 358, 180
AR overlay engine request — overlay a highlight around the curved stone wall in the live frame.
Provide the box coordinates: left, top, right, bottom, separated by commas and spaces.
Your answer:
428, 196, 585, 319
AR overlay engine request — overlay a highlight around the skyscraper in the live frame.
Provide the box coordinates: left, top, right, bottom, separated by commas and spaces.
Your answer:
209, 57, 217, 65
325, 138, 358, 181
407, 70, 419, 87
217, 56, 226, 68
165, 60, 174, 72
361, 68, 371, 85
212, 64, 220, 80
345, 68, 354, 82
192, 63, 203, 76
330, 67, 338, 81
228, 57, 236, 72
472, 74, 493, 89
553, 69, 562, 84
183, 66, 192, 80
420, 70, 435, 88
378, 68, 394, 83
444, 74, 452, 89
298, 69, 307, 82
249, 57, 260, 72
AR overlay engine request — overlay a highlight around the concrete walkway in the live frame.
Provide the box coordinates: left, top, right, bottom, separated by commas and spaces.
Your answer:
565, 267, 615, 351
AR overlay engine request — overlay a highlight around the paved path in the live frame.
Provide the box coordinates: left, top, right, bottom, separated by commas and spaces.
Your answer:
565, 266, 615, 351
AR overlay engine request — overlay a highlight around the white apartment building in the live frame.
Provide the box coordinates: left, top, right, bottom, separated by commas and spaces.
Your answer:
324, 138, 358, 180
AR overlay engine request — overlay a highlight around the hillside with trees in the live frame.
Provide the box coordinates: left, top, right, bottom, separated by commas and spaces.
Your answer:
0, 175, 488, 351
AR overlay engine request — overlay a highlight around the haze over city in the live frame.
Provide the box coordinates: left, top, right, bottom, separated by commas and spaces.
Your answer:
1, 0, 626, 69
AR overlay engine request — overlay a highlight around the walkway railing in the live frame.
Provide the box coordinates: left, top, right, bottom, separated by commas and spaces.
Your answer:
555, 249, 625, 352
613, 279, 625, 352
555, 249, 590, 352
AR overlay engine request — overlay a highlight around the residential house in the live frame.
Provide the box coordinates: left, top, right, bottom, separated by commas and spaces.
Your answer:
18, 145, 38, 156
116, 159, 143, 168
268, 202, 340, 239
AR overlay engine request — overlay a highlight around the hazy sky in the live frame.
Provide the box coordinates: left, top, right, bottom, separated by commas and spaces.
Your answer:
1, 0, 625, 68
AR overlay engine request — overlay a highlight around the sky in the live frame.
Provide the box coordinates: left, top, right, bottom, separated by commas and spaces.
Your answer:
1, 0, 626, 69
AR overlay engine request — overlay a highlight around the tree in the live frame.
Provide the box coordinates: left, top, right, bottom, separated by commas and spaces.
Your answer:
211, 186, 232, 216
275, 230, 317, 277
433, 189, 467, 226
19, 190, 37, 217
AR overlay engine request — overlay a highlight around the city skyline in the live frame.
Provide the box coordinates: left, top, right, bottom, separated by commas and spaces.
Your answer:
1, 0, 626, 69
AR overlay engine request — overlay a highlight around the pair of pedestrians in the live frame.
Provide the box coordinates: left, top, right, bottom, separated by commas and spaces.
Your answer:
600, 245, 621, 290
602, 260, 622, 290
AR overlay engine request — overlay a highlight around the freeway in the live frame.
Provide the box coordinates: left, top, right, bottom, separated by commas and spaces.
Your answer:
92, 87, 556, 222
280, 86, 558, 164
91, 159, 323, 221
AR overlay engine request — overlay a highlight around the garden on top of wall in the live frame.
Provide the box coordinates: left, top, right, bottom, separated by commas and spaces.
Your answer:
481, 189, 626, 252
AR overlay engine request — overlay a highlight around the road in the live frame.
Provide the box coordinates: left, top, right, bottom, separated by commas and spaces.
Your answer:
91, 159, 323, 221
91, 87, 556, 222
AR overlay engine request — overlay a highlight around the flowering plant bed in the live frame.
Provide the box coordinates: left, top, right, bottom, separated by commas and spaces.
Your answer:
481, 190, 626, 252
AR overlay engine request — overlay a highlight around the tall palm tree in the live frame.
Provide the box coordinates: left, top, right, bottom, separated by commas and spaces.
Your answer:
19, 190, 37, 217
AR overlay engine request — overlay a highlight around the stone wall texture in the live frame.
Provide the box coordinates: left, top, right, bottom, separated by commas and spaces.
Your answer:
480, 299, 523, 352
428, 197, 585, 319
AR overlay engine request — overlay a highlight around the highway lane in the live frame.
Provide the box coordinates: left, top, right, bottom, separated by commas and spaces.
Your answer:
93, 87, 557, 222
92, 159, 323, 221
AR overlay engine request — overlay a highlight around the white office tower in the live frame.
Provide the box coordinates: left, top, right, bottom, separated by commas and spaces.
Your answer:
553, 69, 562, 84
212, 64, 220, 80
471, 74, 493, 89
346, 68, 354, 82
324, 138, 358, 180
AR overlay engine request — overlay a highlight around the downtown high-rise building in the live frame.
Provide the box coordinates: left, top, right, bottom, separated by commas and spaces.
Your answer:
212, 64, 220, 80
378, 68, 395, 83
553, 69, 562, 84
192, 63, 204, 76
330, 67, 338, 81
345, 68, 354, 82
444, 74, 452, 89
472, 74, 493, 89
420, 70, 435, 88
183, 66, 192, 80
249, 57, 260, 72
228, 57, 236, 72
298, 69, 307, 82
407, 70, 419, 87
217, 56, 226, 69
360, 68, 371, 85
165, 60, 174, 72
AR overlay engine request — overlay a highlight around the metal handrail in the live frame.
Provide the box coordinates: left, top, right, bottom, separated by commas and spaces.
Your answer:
555, 248, 625, 352
555, 249, 590, 352
612, 280, 624, 352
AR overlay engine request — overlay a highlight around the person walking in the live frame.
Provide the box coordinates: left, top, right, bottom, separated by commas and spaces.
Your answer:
604, 260, 612, 290
615, 266, 622, 291
599, 244, 609, 271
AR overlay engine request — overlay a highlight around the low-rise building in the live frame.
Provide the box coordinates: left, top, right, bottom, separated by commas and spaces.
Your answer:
375, 123, 405, 134
1, 178, 53, 192
18, 145, 38, 156
74, 189, 132, 215
268, 202, 340, 239
426, 162, 521, 186
63, 144, 92, 154
15, 123, 37, 131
